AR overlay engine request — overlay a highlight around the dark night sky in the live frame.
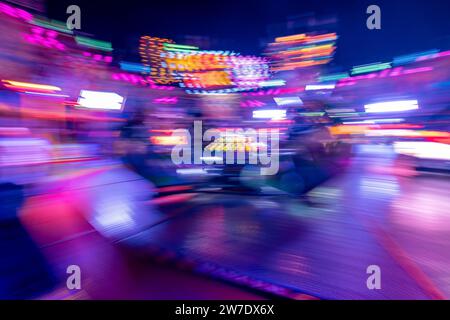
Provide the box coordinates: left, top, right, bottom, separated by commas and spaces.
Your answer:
46, 0, 450, 70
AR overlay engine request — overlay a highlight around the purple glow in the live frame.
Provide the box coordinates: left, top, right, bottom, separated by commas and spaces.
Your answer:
23, 27, 66, 51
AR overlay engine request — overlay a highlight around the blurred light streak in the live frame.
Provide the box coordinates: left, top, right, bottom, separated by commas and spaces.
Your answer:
273, 96, 303, 106
275, 33, 306, 43
94, 201, 136, 229
200, 156, 223, 162
2, 80, 61, 93
24, 26, 66, 51
351, 62, 391, 75
252, 109, 287, 120
0, 103, 123, 122
343, 119, 404, 124
75, 36, 113, 52
176, 168, 208, 175
366, 129, 449, 138
244, 87, 304, 96
139, 36, 180, 84
326, 108, 356, 113
318, 73, 349, 82
77, 90, 124, 111
119, 61, 150, 73
31, 18, 73, 34
82, 52, 113, 63
0, 127, 30, 136
258, 80, 286, 87
111, 72, 175, 90
305, 84, 335, 90
329, 125, 369, 135
240, 100, 266, 107
329, 124, 424, 136
150, 135, 188, 145
153, 97, 178, 104
337, 66, 433, 87
328, 113, 361, 118
24, 91, 69, 98
298, 112, 325, 117
394, 141, 450, 160
0, 2, 32, 21
163, 43, 199, 51
393, 49, 439, 66
267, 32, 336, 71
364, 100, 419, 113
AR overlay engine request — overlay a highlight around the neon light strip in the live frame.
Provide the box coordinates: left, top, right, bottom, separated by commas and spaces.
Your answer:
2, 80, 61, 92
164, 43, 199, 50
305, 84, 336, 90
24, 91, 68, 98
75, 36, 113, 52
393, 49, 439, 66
77, 90, 124, 111
318, 73, 349, 82
253, 109, 287, 119
120, 62, 150, 73
31, 18, 73, 34
351, 62, 391, 75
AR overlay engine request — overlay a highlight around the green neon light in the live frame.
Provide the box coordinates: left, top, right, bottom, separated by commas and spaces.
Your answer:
329, 113, 361, 117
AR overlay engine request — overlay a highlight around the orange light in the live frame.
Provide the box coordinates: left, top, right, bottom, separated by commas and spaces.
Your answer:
280, 44, 334, 56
